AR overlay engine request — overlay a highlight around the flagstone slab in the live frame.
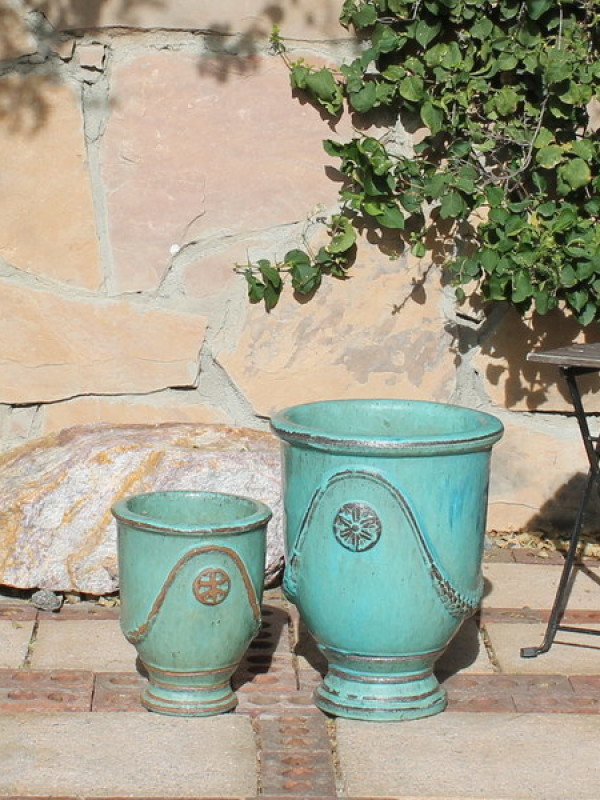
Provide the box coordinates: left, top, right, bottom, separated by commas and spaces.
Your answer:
435, 619, 494, 676
34, 0, 350, 39
0, 75, 101, 289
336, 712, 600, 799
483, 562, 600, 611
487, 413, 598, 533
219, 253, 456, 416
29, 620, 138, 672
39, 395, 228, 437
103, 50, 352, 292
485, 622, 600, 675
0, 712, 257, 798
475, 306, 600, 413
0, 3, 36, 60
0, 621, 34, 669
0, 279, 207, 404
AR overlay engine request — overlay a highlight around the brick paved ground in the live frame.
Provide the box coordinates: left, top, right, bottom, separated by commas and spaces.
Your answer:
1, 549, 600, 799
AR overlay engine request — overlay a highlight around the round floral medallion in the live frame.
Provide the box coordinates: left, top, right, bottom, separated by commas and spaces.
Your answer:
333, 502, 382, 552
193, 568, 231, 605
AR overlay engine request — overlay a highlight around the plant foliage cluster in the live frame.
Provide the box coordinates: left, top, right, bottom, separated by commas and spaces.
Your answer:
240, 0, 600, 323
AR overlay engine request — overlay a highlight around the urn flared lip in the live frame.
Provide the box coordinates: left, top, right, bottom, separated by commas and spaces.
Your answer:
111, 490, 272, 536
270, 398, 504, 456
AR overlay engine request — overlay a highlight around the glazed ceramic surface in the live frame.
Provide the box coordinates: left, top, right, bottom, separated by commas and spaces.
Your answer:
271, 399, 503, 721
112, 490, 270, 716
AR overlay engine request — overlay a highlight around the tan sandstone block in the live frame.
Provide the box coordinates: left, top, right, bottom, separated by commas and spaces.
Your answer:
40, 396, 229, 434
0, 279, 207, 403
0, 2, 36, 60
218, 254, 456, 415
32, 0, 349, 40
102, 51, 353, 292
0, 75, 102, 289
487, 414, 594, 533
475, 307, 600, 412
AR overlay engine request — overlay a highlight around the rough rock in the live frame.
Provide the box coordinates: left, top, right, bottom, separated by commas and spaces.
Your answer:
31, 588, 63, 612
0, 423, 284, 595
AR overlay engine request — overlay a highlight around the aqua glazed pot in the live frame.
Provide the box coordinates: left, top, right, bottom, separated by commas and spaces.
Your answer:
270, 399, 503, 721
112, 490, 271, 716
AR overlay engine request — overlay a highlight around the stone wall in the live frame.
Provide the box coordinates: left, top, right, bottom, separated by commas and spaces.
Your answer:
2, 0, 600, 535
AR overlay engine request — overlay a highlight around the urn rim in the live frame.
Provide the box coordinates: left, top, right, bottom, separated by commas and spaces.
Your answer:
270, 398, 503, 455
112, 489, 272, 536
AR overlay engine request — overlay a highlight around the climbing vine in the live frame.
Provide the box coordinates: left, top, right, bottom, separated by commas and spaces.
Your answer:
238, 0, 600, 323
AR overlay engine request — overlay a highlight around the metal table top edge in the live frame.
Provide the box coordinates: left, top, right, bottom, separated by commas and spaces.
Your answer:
526, 343, 600, 369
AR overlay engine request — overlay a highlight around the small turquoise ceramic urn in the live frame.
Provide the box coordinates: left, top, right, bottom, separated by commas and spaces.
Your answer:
112, 490, 271, 716
271, 399, 503, 721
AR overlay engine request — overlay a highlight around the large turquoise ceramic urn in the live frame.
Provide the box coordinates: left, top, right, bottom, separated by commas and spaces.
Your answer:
112, 490, 271, 716
270, 399, 503, 721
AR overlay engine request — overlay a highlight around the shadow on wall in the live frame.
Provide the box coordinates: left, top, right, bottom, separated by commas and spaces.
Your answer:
0, 0, 162, 132
197, 1, 349, 83
479, 306, 600, 410
525, 471, 600, 538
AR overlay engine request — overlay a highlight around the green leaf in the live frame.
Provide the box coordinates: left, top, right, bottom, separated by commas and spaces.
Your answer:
512, 270, 533, 303
399, 75, 425, 102
327, 217, 357, 253
323, 139, 347, 158
290, 262, 321, 295
348, 81, 378, 112
439, 191, 467, 219
534, 289, 551, 314
263, 282, 281, 311
304, 68, 343, 114
378, 203, 405, 229
352, 3, 378, 28
415, 20, 441, 48
494, 87, 520, 116
485, 185, 505, 207
577, 262, 597, 280
567, 288, 589, 312
571, 139, 595, 161
544, 49, 571, 84
259, 263, 283, 289
527, 0, 552, 20
284, 249, 311, 267
470, 18, 493, 40
245, 271, 266, 304
421, 101, 444, 134
559, 264, 578, 287
577, 302, 597, 326
536, 146, 563, 169
534, 128, 554, 148
559, 158, 592, 190
480, 248, 499, 272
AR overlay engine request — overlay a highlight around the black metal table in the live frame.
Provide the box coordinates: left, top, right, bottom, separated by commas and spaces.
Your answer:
521, 343, 600, 658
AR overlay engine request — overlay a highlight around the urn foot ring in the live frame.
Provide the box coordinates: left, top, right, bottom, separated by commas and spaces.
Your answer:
140, 667, 238, 717
314, 665, 447, 721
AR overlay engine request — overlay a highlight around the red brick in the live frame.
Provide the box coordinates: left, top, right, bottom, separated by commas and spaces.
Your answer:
92, 672, 146, 712
446, 692, 516, 712
513, 694, 600, 713
569, 675, 600, 692
512, 549, 566, 565
0, 604, 37, 621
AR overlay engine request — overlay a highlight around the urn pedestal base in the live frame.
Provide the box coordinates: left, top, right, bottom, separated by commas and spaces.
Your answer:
141, 663, 238, 717
313, 648, 447, 721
